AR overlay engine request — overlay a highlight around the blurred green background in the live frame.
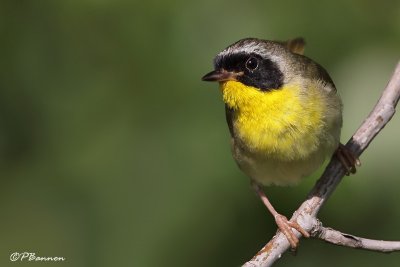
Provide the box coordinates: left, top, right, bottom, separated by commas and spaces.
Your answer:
1, 1, 400, 266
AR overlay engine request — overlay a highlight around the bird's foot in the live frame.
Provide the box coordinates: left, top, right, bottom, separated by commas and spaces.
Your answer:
335, 143, 361, 175
274, 214, 310, 250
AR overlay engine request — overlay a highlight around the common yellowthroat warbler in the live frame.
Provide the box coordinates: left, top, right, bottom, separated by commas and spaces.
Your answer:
202, 38, 360, 248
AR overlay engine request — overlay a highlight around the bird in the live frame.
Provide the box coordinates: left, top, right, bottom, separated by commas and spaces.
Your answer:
201, 37, 360, 249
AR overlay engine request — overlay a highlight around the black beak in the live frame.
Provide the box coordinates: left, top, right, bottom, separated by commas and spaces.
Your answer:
201, 69, 243, 82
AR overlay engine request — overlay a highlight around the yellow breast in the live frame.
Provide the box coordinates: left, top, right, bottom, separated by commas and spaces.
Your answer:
221, 80, 327, 161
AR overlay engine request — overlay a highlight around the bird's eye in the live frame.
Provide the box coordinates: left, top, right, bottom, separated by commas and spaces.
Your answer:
245, 57, 259, 71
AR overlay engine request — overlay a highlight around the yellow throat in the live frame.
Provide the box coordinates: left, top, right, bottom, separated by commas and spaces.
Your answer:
220, 80, 326, 161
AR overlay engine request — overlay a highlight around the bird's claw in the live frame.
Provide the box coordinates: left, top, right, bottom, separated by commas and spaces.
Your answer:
274, 214, 310, 250
335, 143, 361, 175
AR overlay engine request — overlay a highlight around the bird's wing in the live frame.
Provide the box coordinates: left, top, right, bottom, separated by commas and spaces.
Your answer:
279, 38, 306, 55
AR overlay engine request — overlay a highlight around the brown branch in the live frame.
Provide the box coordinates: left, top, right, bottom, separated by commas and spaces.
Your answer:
243, 61, 400, 267
311, 220, 400, 253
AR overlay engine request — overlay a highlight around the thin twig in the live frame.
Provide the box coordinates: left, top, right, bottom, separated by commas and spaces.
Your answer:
243, 61, 400, 267
311, 220, 400, 253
